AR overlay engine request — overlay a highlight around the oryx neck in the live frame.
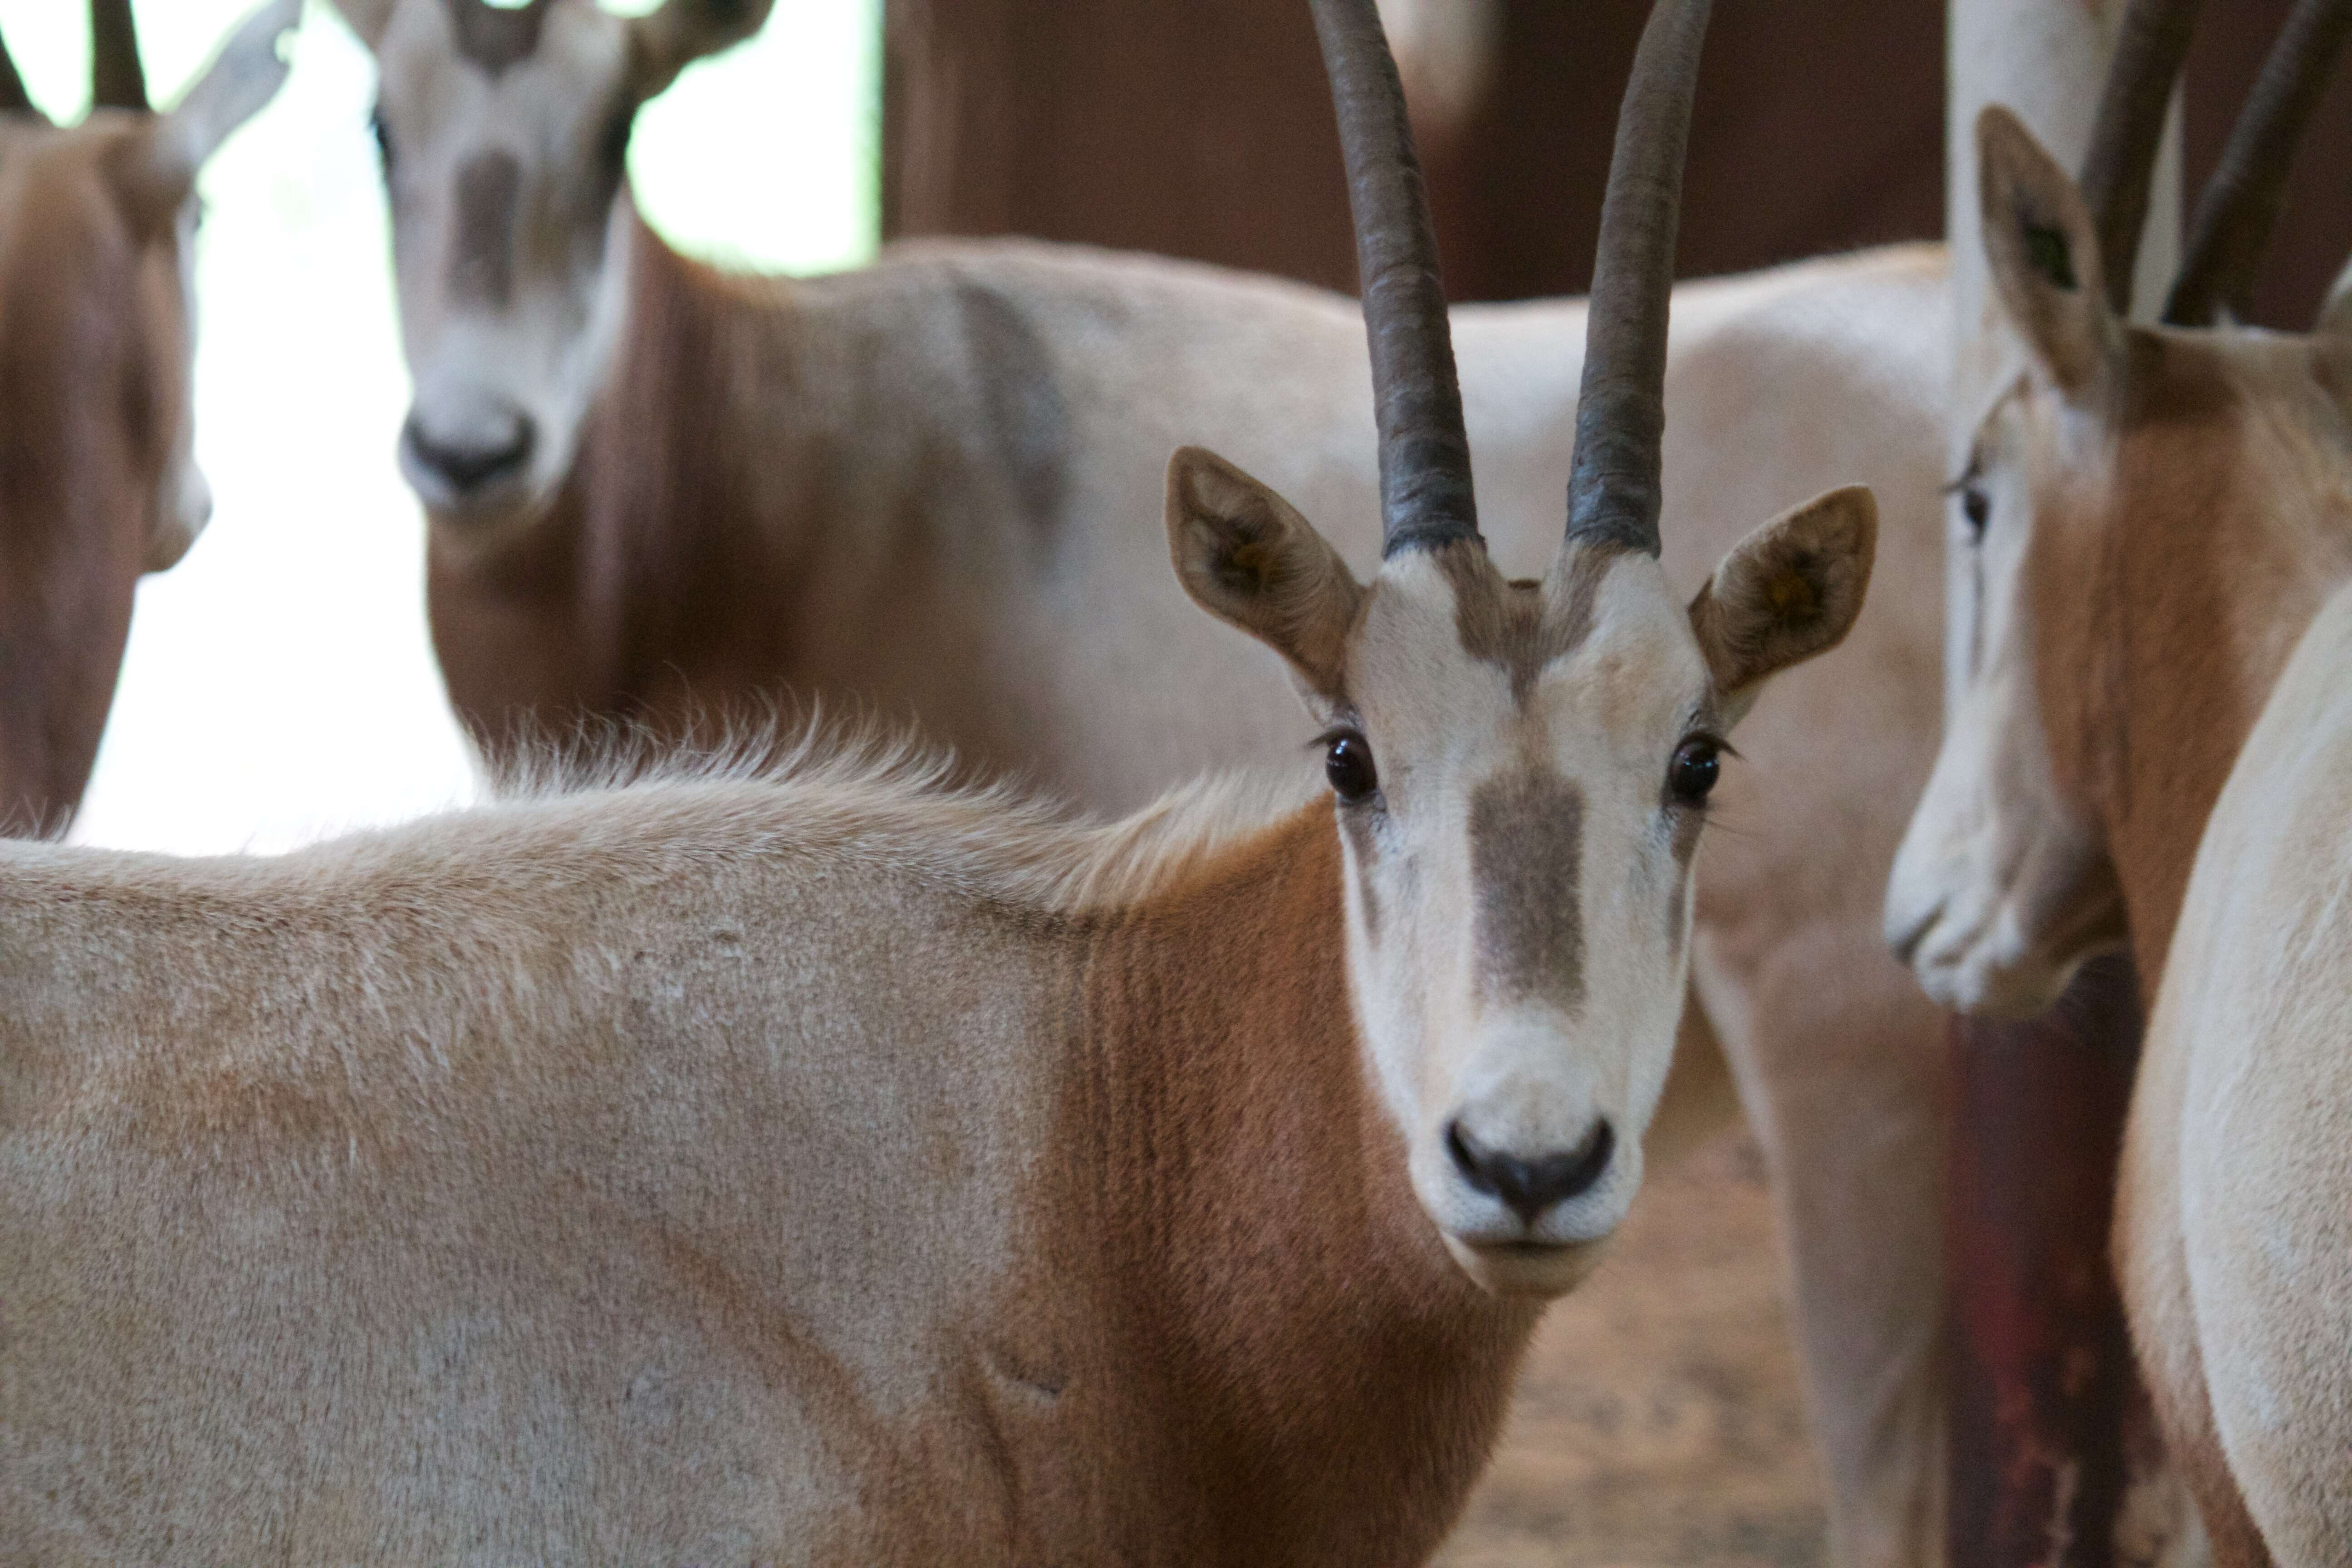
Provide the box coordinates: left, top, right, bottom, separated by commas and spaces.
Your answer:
1044, 802, 1536, 1559
2070, 334, 2352, 979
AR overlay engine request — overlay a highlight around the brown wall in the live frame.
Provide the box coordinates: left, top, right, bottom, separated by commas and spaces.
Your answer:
881, 0, 1362, 293
884, 0, 2352, 326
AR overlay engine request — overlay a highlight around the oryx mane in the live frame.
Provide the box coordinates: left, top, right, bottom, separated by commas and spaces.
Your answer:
477, 709, 1323, 918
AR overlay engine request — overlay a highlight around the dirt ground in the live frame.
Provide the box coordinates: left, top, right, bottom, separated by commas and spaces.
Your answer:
1435, 1132, 1828, 1568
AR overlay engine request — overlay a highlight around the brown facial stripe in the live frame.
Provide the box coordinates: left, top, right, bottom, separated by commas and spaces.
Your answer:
1436, 538, 1613, 706
442, 0, 551, 78
1469, 768, 1585, 1010
451, 151, 522, 308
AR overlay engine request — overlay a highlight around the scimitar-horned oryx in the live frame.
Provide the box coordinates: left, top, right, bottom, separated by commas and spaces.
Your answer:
1885, 0, 2352, 1559
0, 0, 298, 834
335, 1, 1956, 1551
0, 0, 1880, 1558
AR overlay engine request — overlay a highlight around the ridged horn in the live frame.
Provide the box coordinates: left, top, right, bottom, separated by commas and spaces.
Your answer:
2077, 0, 2204, 313
90, 0, 150, 113
1562, 0, 1710, 557
1309, 0, 1480, 557
2164, 0, 2352, 326
0, 22, 33, 116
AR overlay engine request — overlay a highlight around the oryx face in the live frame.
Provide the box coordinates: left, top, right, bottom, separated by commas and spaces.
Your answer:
1885, 107, 2138, 1019
1333, 541, 1719, 1295
1886, 366, 2131, 1017
1891, 1, 2352, 1014
1169, 449, 1876, 1298
1188, 0, 1877, 1298
336, 0, 771, 530
1889, 319, 2352, 1017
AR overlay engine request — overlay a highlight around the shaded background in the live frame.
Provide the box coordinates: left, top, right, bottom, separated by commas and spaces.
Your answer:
34, 0, 2352, 854
885, 0, 2352, 328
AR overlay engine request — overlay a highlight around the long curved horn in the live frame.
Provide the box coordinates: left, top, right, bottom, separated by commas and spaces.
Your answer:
90, 0, 150, 113
2076, 0, 2204, 314
0, 23, 34, 116
1309, 0, 1480, 557
2164, 0, 2352, 326
1562, 0, 1710, 558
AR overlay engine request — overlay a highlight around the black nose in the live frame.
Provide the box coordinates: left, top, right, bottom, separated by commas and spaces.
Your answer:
1446, 1117, 1615, 1226
403, 411, 535, 496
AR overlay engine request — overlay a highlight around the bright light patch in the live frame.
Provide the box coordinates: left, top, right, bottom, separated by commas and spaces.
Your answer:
0, 0, 879, 853
628, 0, 881, 276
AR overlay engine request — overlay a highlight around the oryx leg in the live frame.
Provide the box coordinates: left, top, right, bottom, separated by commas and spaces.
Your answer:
1692, 917, 1948, 1568
1645, 978, 1743, 1175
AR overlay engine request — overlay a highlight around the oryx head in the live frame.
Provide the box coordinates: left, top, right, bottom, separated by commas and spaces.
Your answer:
331, 0, 772, 529
0, 0, 297, 833
1170, 0, 1875, 1297
1886, 0, 2352, 1015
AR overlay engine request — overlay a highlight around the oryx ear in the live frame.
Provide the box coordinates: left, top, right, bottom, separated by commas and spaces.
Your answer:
1687, 485, 1876, 728
1978, 105, 2118, 399
1168, 446, 1364, 700
329, 0, 399, 51
110, 0, 299, 231
2317, 253, 2352, 338
629, 0, 777, 101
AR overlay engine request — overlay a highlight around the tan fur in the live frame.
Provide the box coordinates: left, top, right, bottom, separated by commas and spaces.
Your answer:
2141, 583, 2352, 1564
0, 773, 1533, 1563
1889, 110, 2352, 1565
1686, 485, 1877, 724
341, 0, 1965, 1550
1166, 446, 1365, 698
1975, 107, 2119, 397
410, 227, 1963, 1563
0, 415, 1869, 1553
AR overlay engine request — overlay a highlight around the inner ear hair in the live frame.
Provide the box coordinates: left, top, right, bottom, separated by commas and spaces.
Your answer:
1166, 446, 1362, 696
1687, 485, 1877, 721
2022, 221, 2078, 291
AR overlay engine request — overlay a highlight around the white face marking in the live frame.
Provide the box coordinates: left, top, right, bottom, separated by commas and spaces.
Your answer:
1333, 547, 1715, 1298
369, 0, 638, 532
1885, 382, 2122, 1014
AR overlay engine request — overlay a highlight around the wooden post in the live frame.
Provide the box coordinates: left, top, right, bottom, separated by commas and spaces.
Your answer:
1944, 956, 2144, 1566
1943, 3, 2176, 1551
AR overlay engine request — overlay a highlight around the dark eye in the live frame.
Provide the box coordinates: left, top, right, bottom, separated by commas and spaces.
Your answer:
1667, 737, 1720, 805
1324, 730, 1379, 804
1961, 485, 1990, 542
